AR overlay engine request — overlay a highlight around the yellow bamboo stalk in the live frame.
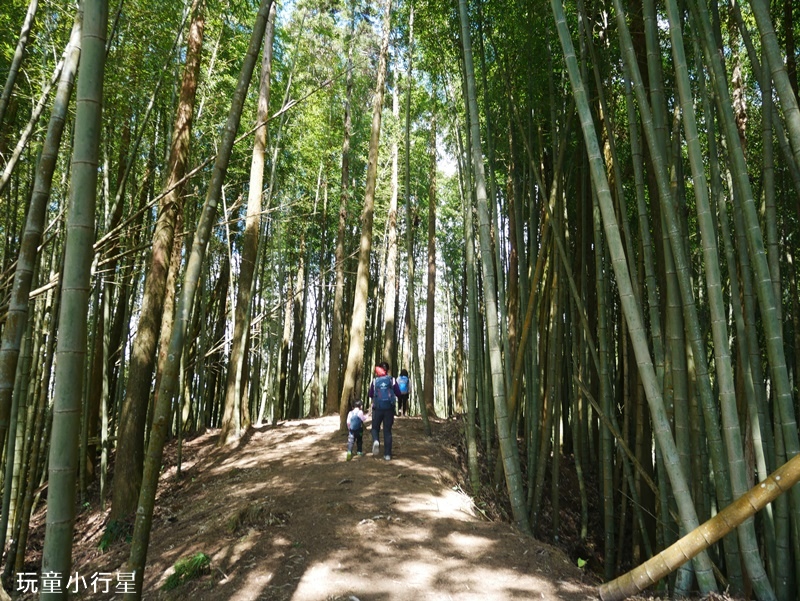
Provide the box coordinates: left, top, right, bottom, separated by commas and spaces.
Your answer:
600, 452, 800, 600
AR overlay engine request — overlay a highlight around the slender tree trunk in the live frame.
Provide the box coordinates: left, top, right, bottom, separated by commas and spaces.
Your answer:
0, 0, 38, 129
125, 2, 271, 595
748, 0, 800, 172
338, 0, 392, 428
423, 116, 437, 417
219, 1, 275, 443
0, 14, 81, 470
277, 273, 292, 421
40, 0, 106, 594
325, 2, 355, 416
459, 0, 529, 535
551, 0, 718, 591
287, 240, 307, 419
382, 77, 400, 364
401, 7, 430, 434
0, 51, 66, 196
111, 0, 205, 520
6, 267, 59, 579
452, 99, 480, 492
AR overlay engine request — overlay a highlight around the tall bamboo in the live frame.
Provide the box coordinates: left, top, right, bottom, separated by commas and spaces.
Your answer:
111, 0, 205, 519
664, 0, 773, 594
0, 13, 81, 478
458, 0, 529, 534
125, 2, 272, 595
614, 0, 746, 588
337, 0, 392, 425
550, 0, 717, 591
690, 0, 800, 553
423, 116, 437, 417
0, 0, 39, 128
747, 0, 800, 171
40, 0, 107, 594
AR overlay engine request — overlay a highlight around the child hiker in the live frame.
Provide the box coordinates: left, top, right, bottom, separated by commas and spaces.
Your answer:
346, 399, 367, 461
396, 368, 410, 416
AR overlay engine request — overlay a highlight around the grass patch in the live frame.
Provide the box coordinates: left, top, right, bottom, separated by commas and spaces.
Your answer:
98, 519, 133, 553
162, 552, 211, 591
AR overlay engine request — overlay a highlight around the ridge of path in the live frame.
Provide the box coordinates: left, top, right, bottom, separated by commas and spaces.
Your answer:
68, 415, 599, 600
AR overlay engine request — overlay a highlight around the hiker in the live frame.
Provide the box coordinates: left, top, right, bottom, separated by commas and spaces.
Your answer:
345, 399, 367, 461
396, 368, 410, 416
369, 361, 401, 460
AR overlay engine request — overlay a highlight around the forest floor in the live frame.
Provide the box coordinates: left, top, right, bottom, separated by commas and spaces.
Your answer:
15, 415, 607, 600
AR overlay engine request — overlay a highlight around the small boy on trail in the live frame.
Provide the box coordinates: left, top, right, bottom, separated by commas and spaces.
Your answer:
346, 400, 367, 461
396, 368, 410, 416
369, 362, 402, 460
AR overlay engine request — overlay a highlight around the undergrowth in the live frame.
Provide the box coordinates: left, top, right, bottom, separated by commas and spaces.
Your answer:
162, 552, 211, 591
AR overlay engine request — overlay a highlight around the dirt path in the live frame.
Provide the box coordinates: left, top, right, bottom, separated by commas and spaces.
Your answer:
57, 416, 599, 600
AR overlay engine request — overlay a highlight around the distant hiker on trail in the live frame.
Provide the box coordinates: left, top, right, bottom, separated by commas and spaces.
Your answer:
369, 361, 401, 460
396, 368, 410, 417
346, 400, 367, 461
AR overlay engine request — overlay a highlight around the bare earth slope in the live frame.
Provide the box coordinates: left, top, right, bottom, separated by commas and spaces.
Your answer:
47, 416, 599, 600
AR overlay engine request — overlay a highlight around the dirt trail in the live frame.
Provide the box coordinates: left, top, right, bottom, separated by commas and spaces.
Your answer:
54, 415, 598, 600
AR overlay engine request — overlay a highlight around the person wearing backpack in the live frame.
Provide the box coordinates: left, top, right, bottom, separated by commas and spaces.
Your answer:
369, 361, 401, 460
396, 368, 410, 417
345, 399, 367, 461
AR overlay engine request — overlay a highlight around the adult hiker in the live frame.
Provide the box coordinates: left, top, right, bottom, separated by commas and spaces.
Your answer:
396, 368, 410, 416
369, 361, 401, 460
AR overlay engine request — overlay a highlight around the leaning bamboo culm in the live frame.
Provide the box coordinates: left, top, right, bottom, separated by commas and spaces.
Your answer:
600, 453, 800, 600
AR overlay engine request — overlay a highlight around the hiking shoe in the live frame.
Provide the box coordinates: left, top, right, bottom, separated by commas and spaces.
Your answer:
372, 441, 380, 457
384, 455, 391, 461
357, 452, 364, 456
346, 451, 352, 461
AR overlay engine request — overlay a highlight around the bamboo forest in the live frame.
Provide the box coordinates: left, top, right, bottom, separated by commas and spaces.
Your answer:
3, 0, 800, 598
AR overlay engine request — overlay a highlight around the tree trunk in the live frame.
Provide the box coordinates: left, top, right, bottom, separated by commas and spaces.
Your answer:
337, 0, 392, 429
40, 0, 106, 593
111, 0, 205, 520
287, 240, 307, 419
551, 0, 718, 591
0, 13, 81, 473
600, 453, 800, 600
325, 2, 355, 416
125, 1, 271, 595
423, 116, 437, 418
459, 0, 529, 535
381, 77, 400, 365
219, 1, 275, 443
0, 0, 39, 130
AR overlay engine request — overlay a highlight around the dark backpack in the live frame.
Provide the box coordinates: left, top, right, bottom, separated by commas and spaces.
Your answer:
348, 411, 362, 432
373, 375, 395, 410
397, 375, 409, 394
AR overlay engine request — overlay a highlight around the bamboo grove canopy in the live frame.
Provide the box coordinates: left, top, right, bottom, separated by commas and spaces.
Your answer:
2, 0, 800, 598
